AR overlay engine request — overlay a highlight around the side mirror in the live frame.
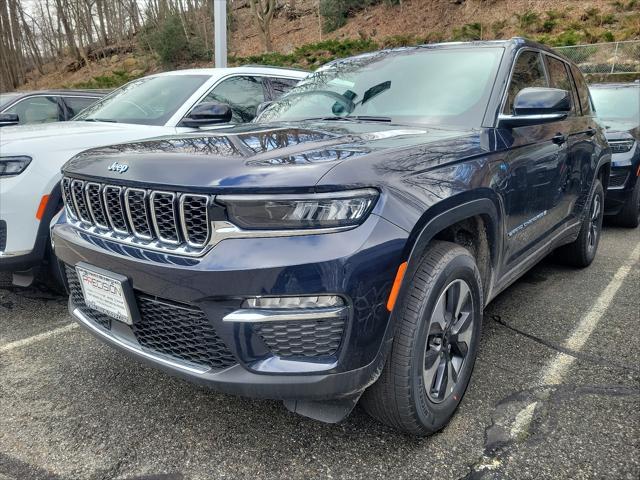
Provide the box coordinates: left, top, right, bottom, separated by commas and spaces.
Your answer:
0, 113, 20, 127
179, 102, 232, 128
255, 101, 273, 119
498, 87, 571, 128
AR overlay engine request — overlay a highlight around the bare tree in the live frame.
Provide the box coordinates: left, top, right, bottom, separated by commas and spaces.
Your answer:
248, 0, 276, 52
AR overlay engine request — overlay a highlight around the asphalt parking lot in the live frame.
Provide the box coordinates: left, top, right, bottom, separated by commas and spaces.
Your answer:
1, 225, 639, 480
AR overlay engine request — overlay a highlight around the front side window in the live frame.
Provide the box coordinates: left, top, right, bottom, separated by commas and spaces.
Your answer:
75, 75, 209, 126
259, 47, 504, 128
545, 56, 576, 114
4, 96, 61, 124
198, 76, 265, 123
503, 51, 547, 114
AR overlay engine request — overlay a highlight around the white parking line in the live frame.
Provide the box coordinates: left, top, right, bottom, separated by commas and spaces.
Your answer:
0, 323, 78, 354
542, 241, 640, 385
510, 242, 640, 440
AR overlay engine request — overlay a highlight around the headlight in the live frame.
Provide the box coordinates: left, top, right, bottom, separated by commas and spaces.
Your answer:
608, 139, 635, 154
0, 156, 32, 176
217, 188, 378, 230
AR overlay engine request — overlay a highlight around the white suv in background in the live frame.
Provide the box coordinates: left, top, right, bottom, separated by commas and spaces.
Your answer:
0, 66, 307, 286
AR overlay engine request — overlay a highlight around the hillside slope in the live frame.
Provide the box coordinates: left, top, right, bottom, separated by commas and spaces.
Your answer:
21, 0, 640, 89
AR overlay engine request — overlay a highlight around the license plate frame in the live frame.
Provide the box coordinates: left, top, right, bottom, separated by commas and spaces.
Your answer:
75, 262, 139, 325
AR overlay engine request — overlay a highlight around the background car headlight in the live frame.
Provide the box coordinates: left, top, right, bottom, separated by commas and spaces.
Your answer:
0, 156, 32, 177
608, 139, 635, 154
217, 188, 378, 230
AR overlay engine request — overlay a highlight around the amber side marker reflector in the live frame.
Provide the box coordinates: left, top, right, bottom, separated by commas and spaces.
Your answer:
386, 261, 408, 312
35, 195, 49, 221
636, 164, 640, 177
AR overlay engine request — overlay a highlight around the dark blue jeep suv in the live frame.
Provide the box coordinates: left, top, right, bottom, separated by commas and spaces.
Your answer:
590, 82, 640, 228
52, 38, 610, 435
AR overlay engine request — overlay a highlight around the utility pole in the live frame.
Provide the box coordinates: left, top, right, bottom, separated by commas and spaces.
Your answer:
213, 0, 227, 68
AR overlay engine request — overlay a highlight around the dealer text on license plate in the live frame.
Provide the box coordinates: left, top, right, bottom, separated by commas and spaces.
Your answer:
75, 265, 132, 324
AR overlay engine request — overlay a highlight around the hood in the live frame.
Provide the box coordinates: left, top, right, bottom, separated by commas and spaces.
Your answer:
0, 121, 168, 152
603, 123, 640, 141
62, 122, 473, 192
602, 119, 640, 140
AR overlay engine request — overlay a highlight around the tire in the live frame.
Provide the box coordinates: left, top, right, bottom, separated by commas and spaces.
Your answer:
613, 179, 640, 228
361, 241, 483, 436
556, 179, 604, 268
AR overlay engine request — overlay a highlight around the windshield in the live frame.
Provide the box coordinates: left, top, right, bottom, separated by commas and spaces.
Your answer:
590, 87, 640, 124
75, 75, 209, 126
0, 93, 22, 110
258, 47, 504, 128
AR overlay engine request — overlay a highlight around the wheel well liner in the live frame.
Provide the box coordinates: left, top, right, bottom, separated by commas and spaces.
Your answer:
402, 197, 502, 303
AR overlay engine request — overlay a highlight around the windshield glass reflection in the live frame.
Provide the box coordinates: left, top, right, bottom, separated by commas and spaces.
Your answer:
258, 47, 504, 128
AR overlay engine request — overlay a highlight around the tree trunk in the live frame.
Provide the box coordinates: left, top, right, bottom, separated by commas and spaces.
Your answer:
248, 0, 276, 53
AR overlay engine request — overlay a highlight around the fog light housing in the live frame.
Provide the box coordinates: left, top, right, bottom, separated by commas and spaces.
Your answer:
242, 295, 344, 309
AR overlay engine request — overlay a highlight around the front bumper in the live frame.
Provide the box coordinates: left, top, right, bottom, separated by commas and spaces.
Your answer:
0, 182, 62, 273
605, 164, 639, 215
604, 143, 639, 216
53, 213, 408, 400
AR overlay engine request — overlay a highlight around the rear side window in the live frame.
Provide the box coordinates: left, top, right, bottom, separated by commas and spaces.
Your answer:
267, 77, 300, 100
64, 96, 99, 117
504, 51, 548, 114
570, 64, 594, 116
545, 56, 576, 114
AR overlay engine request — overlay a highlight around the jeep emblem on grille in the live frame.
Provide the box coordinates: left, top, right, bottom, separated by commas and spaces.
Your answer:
108, 162, 129, 174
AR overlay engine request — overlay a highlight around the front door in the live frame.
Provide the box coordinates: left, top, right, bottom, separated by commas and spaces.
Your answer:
499, 50, 570, 268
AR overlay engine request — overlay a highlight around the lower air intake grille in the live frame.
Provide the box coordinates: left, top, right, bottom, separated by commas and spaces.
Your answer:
132, 296, 237, 370
609, 171, 629, 188
254, 318, 346, 357
65, 265, 112, 330
65, 265, 236, 370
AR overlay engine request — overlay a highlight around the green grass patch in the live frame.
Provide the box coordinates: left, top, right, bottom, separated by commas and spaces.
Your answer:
69, 70, 144, 89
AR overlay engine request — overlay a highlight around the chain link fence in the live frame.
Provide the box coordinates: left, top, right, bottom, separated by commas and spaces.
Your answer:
555, 41, 640, 77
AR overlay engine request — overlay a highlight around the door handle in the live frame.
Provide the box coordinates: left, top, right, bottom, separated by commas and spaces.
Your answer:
585, 127, 596, 137
552, 133, 567, 145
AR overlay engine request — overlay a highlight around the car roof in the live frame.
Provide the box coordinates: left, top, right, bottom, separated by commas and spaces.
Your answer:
148, 66, 309, 79
2, 89, 110, 96
319, 37, 573, 68
589, 82, 640, 89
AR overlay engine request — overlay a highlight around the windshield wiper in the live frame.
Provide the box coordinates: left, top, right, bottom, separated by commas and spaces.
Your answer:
83, 118, 118, 123
306, 116, 360, 122
305, 115, 392, 123
360, 81, 391, 106
350, 115, 392, 122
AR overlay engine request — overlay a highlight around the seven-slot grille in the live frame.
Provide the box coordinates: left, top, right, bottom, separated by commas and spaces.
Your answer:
61, 177, 212, 251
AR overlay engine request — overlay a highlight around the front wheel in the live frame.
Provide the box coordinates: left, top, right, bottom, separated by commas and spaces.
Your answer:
361, 241, 483, 436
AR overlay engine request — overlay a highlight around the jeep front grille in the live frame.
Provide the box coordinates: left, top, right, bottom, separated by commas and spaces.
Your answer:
61, 177, 212, 255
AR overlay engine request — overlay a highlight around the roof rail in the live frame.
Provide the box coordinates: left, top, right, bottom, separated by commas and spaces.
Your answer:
239, 64, 310, 73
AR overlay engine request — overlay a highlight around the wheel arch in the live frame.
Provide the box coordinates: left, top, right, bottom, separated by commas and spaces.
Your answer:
400, 192, 503, 304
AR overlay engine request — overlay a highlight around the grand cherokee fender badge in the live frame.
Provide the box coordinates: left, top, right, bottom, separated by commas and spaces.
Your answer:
108, 162, 129, 174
